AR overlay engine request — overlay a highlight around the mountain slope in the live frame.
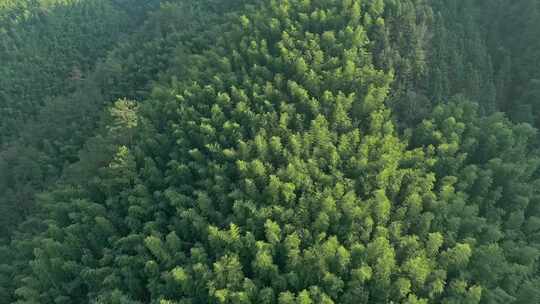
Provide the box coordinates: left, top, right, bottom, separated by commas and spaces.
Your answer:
1, 0, 540, 303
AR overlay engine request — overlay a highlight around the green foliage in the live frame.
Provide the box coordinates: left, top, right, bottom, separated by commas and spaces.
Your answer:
1, 0, 540, 303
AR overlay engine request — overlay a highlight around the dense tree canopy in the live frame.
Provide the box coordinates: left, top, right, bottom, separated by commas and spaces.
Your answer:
1, 0, 540, 303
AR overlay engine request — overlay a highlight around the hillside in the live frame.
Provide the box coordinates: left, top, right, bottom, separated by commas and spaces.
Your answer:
1, 1, 540, 303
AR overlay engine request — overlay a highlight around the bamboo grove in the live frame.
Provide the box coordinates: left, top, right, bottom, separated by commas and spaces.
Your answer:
1, 0, 540, 303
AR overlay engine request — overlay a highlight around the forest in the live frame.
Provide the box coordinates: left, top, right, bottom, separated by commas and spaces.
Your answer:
1, 0, 540, 303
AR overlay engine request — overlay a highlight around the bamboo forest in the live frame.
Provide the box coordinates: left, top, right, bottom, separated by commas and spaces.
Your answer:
1, 0, 540, 303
